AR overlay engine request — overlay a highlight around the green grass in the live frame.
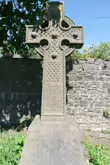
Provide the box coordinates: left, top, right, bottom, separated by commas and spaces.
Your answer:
0, 131, 26, 165
84, 142, 110, 165
1, 129, 110, 165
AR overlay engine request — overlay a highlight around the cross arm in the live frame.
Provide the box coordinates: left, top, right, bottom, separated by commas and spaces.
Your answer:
65, 25, 84, 49
69, 26, 84, 49
25, 25, 40, 45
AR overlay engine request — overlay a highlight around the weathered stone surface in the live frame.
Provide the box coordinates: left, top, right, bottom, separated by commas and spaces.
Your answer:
67, 59, 110, 130
26, 2, 83, 117
20, 2, 84, 165
19, 116, 85, 165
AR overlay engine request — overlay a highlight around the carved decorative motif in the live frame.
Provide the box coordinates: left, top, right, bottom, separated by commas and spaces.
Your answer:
26, 2, 84, 116
46, 62, 63, 82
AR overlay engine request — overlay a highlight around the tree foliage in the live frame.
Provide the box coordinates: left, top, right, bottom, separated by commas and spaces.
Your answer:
69, 43, 110, 62
0, 0, 49, 57
84, 42, 110, 61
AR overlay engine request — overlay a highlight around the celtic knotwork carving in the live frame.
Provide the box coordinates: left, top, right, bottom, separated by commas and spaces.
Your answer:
26, 16, 83, 56
44, 84, 64, 113
26, 2, 84, 116
46, 62, 63, 82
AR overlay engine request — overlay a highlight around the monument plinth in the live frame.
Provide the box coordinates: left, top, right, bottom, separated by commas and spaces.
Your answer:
20, 2, 84, 165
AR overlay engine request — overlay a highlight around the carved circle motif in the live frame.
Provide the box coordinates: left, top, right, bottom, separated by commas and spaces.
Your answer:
40, 38, 49, 50
59, 20, 71, 31
35, 16, 76, 56
60, 38, 70, 50
39, 20, 50, 31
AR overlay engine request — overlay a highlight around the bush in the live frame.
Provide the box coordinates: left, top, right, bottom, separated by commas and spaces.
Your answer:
0, 132, 25, 165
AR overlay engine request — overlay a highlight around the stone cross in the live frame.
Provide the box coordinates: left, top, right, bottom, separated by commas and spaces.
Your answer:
26, 2, 84, 120
20, 3, 84, 164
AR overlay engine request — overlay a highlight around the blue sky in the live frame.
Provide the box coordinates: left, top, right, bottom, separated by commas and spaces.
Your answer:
1, 0, 110, 48
54, 0, 110, 47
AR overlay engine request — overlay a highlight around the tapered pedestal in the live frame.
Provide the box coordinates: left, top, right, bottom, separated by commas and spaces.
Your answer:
19, 116, 84, 165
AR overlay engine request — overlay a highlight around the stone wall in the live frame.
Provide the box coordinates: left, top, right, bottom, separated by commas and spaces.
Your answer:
0, 58, 42, 127
0, 58, 110, 130
67, 58, 110, 130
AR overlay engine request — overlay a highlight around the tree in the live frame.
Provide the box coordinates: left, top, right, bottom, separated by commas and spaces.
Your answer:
84, 43, 110, 61
0, 0, 49, 57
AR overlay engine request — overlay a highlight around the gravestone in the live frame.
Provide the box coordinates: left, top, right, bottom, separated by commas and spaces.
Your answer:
26, 1, 83, 119
20, 2, 84, 165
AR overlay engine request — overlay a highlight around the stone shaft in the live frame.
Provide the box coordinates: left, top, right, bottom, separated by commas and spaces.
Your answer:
42, 52, 65, 116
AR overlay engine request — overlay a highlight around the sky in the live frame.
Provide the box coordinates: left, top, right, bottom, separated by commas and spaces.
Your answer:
1, 0, 110, 48
54, 0, 110, 48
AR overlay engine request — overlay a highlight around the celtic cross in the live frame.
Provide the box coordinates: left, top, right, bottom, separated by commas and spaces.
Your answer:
26, 2, 84, 120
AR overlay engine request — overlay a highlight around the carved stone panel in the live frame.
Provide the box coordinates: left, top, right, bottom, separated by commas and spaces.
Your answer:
25, 2, 84, 117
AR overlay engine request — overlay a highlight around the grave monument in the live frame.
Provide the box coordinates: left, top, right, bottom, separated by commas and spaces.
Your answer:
20, 2, 84, 165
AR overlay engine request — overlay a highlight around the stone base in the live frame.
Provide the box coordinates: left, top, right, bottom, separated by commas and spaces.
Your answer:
19, 115, 84, 165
